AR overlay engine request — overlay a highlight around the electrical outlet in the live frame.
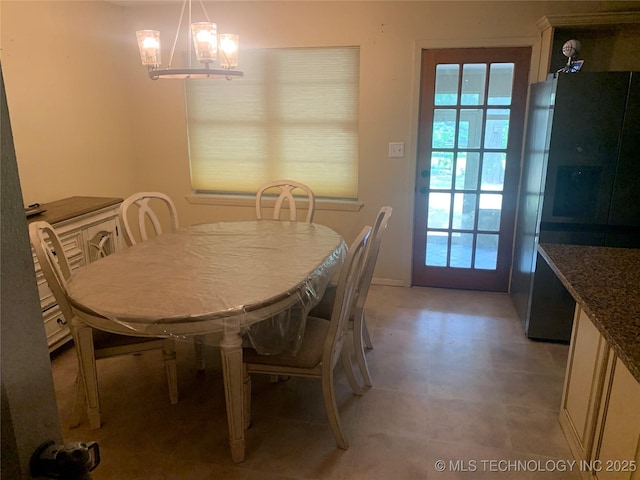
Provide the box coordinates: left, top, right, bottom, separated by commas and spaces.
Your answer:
389, 142, 405, 158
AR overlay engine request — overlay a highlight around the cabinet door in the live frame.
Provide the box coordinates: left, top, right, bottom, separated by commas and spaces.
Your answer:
84, 218, 118, 263
592, 356, 640, 480
559, 306, 610, 462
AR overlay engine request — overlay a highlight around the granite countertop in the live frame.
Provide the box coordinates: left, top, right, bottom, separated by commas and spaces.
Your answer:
538, 243, 640, 384
27, 196, 123, 225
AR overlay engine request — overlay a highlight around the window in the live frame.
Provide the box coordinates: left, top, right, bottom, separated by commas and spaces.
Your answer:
185, 46, 360, 199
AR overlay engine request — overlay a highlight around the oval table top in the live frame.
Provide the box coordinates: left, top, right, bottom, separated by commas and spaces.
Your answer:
66, 220, 346, 341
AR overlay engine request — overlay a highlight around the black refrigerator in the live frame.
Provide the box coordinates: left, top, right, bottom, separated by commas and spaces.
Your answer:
511, 71, 640, 342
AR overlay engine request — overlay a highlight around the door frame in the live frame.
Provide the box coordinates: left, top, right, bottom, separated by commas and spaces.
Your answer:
403, 36, 540, 287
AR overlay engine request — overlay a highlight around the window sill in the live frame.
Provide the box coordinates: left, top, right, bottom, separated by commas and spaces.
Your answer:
185, 193, 364, 212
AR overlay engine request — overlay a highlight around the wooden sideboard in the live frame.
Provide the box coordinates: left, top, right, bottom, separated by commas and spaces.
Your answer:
28, 196, 123, 351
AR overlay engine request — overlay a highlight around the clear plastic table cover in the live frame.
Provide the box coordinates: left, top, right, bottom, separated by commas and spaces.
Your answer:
66, 221, 347, 355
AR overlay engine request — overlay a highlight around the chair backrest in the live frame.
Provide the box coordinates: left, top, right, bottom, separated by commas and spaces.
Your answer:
323, 225, 372, 371
255, 180, 316, 222
119, 192, 179, 246
354, 206, 393, 315
29, 221, 74, 321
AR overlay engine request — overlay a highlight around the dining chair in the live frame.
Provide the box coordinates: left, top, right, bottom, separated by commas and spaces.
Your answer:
309, 206, 393, 389
255, 180, 316, 222
29, 221, 178, 430
118, 191, 179, 247
119, 191, 206, 370
243, 225, 372, 449
255, 180, 317, 382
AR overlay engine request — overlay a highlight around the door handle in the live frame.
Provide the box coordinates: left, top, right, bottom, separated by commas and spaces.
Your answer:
420, 169, 430, 178
419, 185, 429, 195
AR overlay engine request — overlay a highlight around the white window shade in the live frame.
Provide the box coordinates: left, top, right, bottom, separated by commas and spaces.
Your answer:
186, 46, 360, 199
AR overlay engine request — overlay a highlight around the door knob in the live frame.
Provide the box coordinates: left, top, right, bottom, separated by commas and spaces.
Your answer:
419, 186, 429, 195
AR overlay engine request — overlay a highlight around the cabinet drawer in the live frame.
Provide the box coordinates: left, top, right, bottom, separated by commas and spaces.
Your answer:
32, 230, 85, 269
43, 306, 71, 351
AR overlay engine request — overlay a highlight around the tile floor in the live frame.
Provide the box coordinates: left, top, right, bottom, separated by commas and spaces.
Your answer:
50, 285, 581, 479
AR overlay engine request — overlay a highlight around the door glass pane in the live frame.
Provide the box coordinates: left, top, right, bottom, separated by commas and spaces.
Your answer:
475, 234, 498, 269
484, 109, 510, 149
487, 63, 514, 105
435, 64, 459, 106
461, 64, 486, 105
455, 152, 479, 190
453, 193, 476, 229
427, 192, 451, 229
481, 152, 506, 190
426, 231, 448, 266
431, 152, 453, 189
478, 194, 502, 231
450, 233, 473, 268
432, 109, 457, 148
459, 109, 483, 148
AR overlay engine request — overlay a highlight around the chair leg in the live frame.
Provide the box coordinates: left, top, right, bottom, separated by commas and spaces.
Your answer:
353, 312, 373, 387
73, 322, 101, 429
321, 367, 348, 450
194, 335, 206, 371
162, 339, 179, 405
68, 374, 85, 428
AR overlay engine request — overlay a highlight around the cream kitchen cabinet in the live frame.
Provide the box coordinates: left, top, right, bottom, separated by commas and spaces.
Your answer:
537, 245, 640, 480
560, 304, 640, 480
29, 196, 123, 351
560, 306, 610, 465
591, 354, 640, 480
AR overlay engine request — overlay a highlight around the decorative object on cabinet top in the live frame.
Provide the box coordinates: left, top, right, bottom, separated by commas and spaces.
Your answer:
538, 243, 640, 384
27, 197, 123, 225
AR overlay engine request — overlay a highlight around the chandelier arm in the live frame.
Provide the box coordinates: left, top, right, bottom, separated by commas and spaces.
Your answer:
198, 0, 211, 22
168, 0, 189, 69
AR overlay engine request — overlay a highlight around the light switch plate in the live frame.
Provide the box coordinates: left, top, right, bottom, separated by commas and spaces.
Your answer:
389, 142, 405, 158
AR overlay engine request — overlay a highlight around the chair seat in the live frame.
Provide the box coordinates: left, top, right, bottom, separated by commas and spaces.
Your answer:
243, 316, 328, 369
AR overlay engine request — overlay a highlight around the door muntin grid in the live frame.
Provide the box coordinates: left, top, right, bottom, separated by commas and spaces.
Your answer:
425, 62, 514, 270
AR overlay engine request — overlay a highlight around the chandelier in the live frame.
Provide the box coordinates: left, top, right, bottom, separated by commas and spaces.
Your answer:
136, 0, 243, 80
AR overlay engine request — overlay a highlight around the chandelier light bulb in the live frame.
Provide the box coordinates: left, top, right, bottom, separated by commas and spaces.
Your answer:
191, 22, 217, 63
136, 30, 161, 66
143, 37, 159, 49
219, 34, 239, 69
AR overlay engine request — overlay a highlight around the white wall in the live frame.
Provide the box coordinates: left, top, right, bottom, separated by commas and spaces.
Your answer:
2, 1, 638, 285
1, 1, 138, 205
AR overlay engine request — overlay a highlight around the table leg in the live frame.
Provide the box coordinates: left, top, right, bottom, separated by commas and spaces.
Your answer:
220, 330, 245, 463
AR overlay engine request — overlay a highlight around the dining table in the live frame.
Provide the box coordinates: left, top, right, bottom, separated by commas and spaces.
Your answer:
65, 220, 347, 463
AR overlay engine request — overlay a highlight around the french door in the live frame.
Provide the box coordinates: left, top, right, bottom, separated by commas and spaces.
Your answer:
412, 47, 530, 292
